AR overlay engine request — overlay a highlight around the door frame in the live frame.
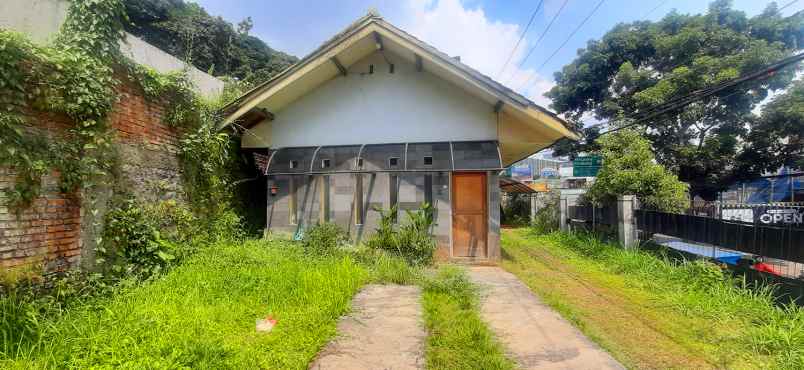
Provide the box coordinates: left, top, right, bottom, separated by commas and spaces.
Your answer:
450, 171, 488, 258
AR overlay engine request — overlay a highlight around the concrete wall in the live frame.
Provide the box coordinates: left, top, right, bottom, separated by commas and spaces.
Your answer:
0, 0, 223, 98
242, 51, 497, 148
265, 170, 501, 262
119, 34, 223, 99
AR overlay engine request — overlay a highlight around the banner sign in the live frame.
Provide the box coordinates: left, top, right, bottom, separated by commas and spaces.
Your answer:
723, 206, 803, 227
757, 208, 803, 225
509, 164, 532, 180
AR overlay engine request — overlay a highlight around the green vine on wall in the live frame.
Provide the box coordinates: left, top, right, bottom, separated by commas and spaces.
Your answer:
0, 0, 127, 208
0, 0, 242, 273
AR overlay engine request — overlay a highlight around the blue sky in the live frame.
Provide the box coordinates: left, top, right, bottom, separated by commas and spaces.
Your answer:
195, 0, 802, 107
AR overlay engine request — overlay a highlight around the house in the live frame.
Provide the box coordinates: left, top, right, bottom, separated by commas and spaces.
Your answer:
221, 12, 578, 262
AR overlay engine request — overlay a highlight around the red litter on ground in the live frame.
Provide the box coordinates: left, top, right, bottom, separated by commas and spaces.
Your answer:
256, 315, 277, 332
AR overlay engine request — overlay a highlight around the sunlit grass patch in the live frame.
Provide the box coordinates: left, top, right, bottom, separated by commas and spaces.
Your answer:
502, 228, 804, 370
2, 239, 368, 369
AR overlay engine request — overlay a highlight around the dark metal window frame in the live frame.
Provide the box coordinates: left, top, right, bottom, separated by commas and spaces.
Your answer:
263, 141, 503, 175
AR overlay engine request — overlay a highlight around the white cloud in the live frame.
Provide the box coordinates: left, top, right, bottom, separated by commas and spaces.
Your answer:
395, 0, 556, 110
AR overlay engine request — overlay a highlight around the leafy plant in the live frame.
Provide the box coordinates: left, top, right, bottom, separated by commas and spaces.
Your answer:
102, 199, 176, 278
365, 203, 436, 266
531, 192, 560, 234
501, 194, 530, 226
301, 222, 348, 256
586, 129, 688, 212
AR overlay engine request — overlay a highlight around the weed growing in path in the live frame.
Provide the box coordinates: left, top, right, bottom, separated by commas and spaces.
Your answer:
422, 266, 515, 370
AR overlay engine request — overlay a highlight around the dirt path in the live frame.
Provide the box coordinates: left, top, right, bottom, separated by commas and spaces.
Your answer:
309, 284, 425, 370
469, 266, 624, 370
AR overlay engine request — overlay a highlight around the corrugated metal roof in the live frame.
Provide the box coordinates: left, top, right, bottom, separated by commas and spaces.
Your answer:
500, 177, 537, 194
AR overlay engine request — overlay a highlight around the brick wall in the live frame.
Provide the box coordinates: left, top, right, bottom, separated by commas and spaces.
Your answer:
0, 76, 182, 270
0, 169, 81, 269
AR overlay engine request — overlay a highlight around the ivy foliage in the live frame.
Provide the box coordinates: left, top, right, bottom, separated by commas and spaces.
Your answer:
0, 0, 128, 208
1, 0, 244, 275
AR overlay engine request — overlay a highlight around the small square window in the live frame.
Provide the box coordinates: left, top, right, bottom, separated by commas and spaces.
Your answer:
389, 157, 399, 167
423, 156, 433, 166
321, 159, 331, 168
289, 160, 299, 169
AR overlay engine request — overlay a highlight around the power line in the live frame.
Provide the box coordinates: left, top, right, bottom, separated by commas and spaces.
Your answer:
588, 52, 804, 138
643, 0, 669, 19
779, 0, 800, 12
506, 0, 569, 85
497, 0, 544, 79
535, 0, 607, 73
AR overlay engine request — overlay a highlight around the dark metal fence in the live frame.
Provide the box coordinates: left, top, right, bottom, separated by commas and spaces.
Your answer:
687, 201, 804, 219
635, 209, 804, 264
568, 203, 618, 237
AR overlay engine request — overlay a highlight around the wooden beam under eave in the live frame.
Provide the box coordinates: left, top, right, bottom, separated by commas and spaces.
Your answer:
330, 56, 347, 76
415, 54, 423, 72
373, 31, 384, 51
494, 100, 504, 113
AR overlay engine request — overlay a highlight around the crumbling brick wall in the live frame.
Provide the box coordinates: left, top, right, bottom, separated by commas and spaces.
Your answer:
0, 76, 183, 270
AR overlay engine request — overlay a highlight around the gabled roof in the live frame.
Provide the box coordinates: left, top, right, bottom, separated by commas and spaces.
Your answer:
220, 12, 580, 165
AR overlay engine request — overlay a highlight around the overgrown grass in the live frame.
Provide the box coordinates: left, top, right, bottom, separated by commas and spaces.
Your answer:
502, 228, 804, 369
421, 266, 515, 370
1, 239, 369, 369
2, 224, 512, 369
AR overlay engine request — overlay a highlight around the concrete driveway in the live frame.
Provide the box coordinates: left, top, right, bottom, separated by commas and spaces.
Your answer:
469, 266, 624, 370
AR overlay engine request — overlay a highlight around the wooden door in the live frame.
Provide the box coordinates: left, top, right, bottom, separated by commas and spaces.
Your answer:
452, 172, 487, 257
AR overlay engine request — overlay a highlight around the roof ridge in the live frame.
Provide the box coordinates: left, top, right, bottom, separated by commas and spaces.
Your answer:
220, 12, 575, 136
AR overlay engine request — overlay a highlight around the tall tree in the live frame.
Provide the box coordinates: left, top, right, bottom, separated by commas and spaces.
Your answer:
546, 1, 803, 199
739, 79, 804, 173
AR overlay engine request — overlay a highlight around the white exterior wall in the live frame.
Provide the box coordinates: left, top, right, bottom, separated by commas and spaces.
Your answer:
243, 51, 496, 148
0, 0, 223, 98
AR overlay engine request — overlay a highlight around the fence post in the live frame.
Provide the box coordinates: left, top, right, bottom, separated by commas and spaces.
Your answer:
618, 195, 636, 248
530, 195, 537, 223
560, 195, 569, 232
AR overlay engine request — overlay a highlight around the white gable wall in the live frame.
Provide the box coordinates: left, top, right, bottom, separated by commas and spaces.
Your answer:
242, 51, 496, 148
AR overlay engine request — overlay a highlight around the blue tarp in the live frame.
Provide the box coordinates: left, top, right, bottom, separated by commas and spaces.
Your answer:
729, 168, 803, 203
661, 240, 745, 265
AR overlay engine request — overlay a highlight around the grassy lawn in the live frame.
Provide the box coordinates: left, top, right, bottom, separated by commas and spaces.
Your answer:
421, 266, 515, 370
2, 238, 514, 369
2, 239, 368, 369
501, 228, 804, 370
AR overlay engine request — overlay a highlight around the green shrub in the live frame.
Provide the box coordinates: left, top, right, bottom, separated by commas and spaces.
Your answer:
102, 200, 176, 278
501, 194, 530, 226
531, 192, 560, 234
365, 203, 436, 265
586, 129, 688, 213
301, 222, 348, 256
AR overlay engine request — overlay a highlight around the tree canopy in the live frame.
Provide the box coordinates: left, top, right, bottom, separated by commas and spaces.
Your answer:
546, 0, 803, 200
586, 130, 688, 213
122, 0, 297, 87
740, 79, 804, 173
